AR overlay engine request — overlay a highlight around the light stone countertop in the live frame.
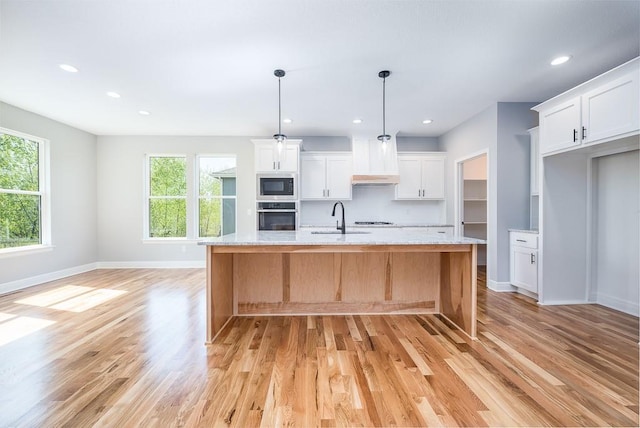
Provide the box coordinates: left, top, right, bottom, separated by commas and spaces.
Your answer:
299, 224, 455, 228
508, 229, 539, 234
199, 228, 484, 246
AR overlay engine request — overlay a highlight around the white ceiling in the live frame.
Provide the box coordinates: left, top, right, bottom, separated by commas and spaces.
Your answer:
0, 0, 638, 138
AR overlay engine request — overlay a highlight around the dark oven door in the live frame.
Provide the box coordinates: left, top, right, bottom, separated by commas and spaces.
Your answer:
257, 210, 296, 231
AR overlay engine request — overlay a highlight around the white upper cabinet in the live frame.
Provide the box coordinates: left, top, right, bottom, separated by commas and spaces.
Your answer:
253, 139, 301, 172
581, 71, 640, 145
300, 153, 352, 200
395, 153, 445, 200
534, 58, 639, 156
538, 97, 581, 154
351, 137, 399, 183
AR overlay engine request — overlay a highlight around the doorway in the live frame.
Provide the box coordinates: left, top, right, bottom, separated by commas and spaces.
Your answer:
457, 153, 488, 267
591, 149, 639, 315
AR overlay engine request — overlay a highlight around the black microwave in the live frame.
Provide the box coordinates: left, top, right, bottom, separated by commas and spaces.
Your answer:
257, 174, 297, 200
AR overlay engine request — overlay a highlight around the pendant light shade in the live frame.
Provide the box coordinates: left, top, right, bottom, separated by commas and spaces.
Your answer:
377, 70, 391, 146
273, 69, 287, 149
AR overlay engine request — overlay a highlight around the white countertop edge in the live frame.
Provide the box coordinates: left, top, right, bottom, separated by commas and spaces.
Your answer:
199, 230, 484, 246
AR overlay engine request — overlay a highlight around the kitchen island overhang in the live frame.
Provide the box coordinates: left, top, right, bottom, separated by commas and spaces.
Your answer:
200, 230, 482, 342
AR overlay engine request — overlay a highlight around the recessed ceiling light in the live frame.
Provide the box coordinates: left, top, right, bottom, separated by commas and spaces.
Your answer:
138, 110, 150, 116
352, 119, 363, 124
282, 118, 292, 124
106, 91, 121, 98
422, 119, 433, 124
59, 64, 78, 73
551, 55, 571, 66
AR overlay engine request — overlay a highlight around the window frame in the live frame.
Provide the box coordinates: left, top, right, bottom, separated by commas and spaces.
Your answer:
195, 154, 237, 239
0, 127, 51, 257
143, 154, 190, 241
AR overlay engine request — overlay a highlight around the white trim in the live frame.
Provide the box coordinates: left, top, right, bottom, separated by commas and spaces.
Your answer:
538, 300, 593, 306
487, 280, 515, 292
0, 244, 54, 259
142, 238, 200, 245
0, 262, 97, 296
96, 260, 205, 269
596, 292, 640, 317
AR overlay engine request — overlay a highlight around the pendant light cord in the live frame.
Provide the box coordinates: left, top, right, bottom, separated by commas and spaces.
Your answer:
382, 74, 386, 138
278, 76, 282, 136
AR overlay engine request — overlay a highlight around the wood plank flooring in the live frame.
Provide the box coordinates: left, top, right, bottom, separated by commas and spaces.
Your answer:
0, 267, 637, 426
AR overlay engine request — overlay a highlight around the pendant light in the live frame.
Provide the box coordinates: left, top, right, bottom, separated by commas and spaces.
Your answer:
377, 70, 391, 149
273, 69, 287, 151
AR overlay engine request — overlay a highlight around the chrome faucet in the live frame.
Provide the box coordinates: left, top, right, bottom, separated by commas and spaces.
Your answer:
331, 201, 346, 234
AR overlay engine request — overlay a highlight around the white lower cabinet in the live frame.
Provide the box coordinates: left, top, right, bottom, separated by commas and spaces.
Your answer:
510, 231, 538, 293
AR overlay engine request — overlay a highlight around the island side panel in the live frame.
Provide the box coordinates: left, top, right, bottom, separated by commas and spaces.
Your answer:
391, 252, 440, 311
207, 248, 234, 342
439, 244, 477, 338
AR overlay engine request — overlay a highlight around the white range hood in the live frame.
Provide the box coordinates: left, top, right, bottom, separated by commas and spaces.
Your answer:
351, 137, 400, 184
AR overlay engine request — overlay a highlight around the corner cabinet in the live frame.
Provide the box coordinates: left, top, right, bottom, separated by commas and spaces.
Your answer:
509, 231, 538, 294
534, 58, 639, 156
395, 153, 446, 200
252, 139, 301, 172
300, 152, 352, 200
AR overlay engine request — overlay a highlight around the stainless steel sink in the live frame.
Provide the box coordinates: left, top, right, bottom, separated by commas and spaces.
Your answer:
310, 230, 371, 235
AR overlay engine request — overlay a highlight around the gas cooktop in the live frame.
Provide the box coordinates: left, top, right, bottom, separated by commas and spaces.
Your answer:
354, 221, 394, 225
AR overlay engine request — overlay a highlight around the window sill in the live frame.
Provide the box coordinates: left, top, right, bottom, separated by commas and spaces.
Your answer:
0, 244, 54, 259
142, 239, 200, 245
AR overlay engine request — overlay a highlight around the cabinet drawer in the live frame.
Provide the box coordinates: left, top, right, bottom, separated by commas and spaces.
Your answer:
510, 232, 538, 249
426, 226, 453, 237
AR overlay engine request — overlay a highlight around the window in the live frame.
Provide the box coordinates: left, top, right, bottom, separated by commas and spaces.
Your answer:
144, 154, 236, 240
0, 128, 49, 251
198, 156, 236, 238
147, 156, 187, 238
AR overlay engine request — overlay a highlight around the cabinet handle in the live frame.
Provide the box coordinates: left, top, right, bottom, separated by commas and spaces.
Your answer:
422, 189, 425, 197
418, 189, 421, 197
530, 253, 535, 264
582, 126, 587, 140
327, 189, 330, 197
516, 239, 527, 243
322, 189, 326, 197
573, 129, 578, 142
273, 161, 276, 170
277, 161, 281, 170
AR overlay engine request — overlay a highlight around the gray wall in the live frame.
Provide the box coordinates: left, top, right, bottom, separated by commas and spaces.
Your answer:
96, 135, 254, 263
0, 102, 98, 289
299, 135, 439, 152
440, 102, 537, 288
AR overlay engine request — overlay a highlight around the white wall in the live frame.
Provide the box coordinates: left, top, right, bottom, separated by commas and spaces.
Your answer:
440, 102, 537, 289
96, 136, 254, 264
300, 185, 445, 226
0, 102, 98, 291
593, 150, 639, 315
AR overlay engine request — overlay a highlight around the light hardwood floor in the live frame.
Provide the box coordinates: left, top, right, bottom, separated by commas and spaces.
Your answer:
0, 268, 637, 427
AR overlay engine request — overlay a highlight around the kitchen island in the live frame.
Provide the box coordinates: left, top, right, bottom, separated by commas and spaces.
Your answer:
200, 229, 482, 342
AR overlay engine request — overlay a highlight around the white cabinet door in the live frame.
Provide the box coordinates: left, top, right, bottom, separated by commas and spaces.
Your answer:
582, 71, 640, 145
529, 127, 539, 195
278, 145, 299, 172
255, 145, 277, 172
326, 156, 352, 199
396, 157, 422, 199
300, 156, 326, 199
539, 96, 581, 155
421, 158, 444, 199
511, 247, 538, 293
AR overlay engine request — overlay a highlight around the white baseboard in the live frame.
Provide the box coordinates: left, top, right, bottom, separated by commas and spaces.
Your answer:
516, 288, 538, 300
487, 280, 516, 292
538, 299, 592, 305
96, 261, 205, 269
596, 292, 639, 317
0, 262, 98, 296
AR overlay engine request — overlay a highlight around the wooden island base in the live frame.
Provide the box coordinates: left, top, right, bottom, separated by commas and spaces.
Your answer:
206, 243, 477, 342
